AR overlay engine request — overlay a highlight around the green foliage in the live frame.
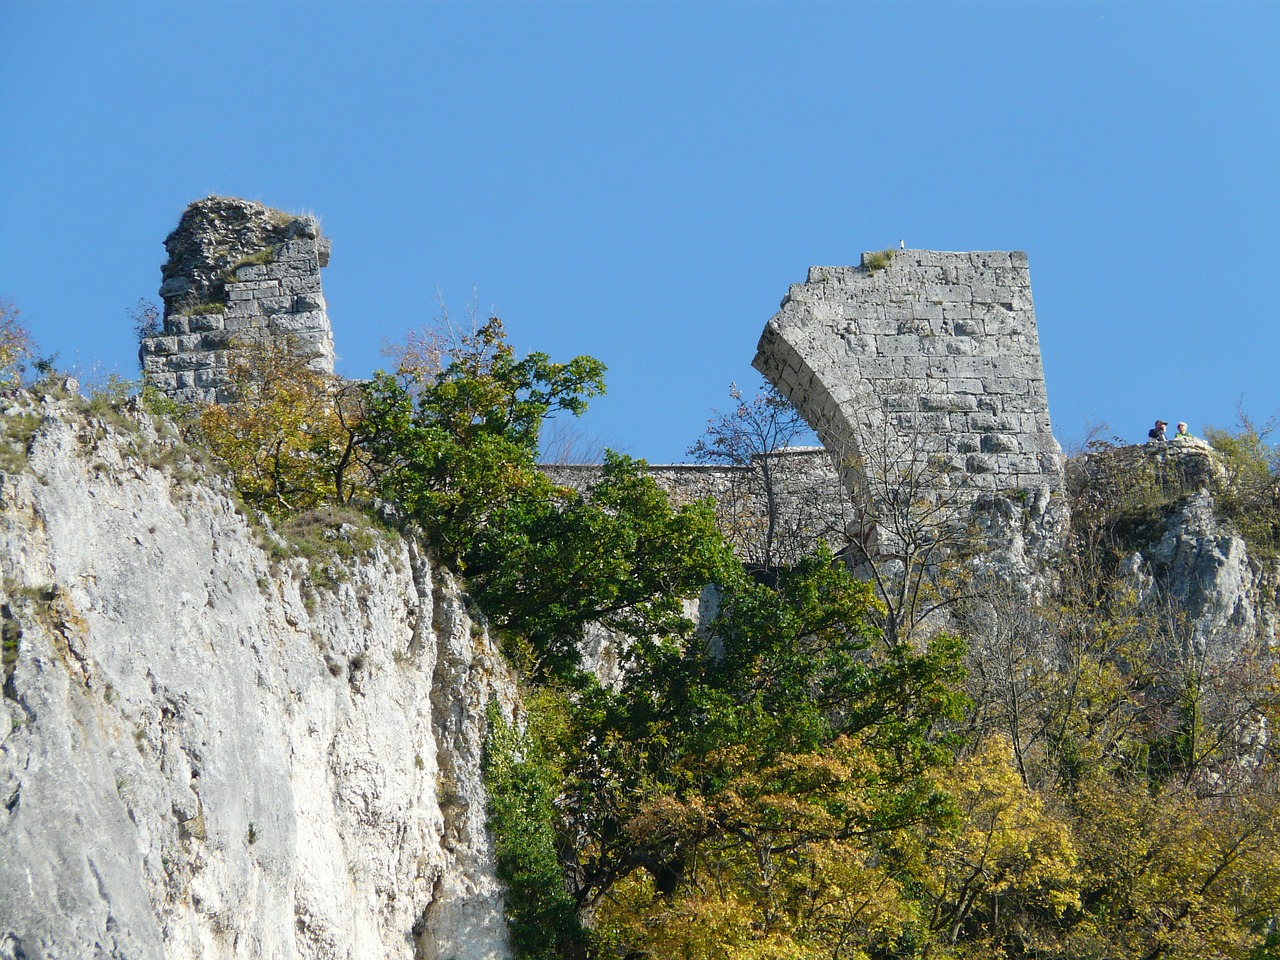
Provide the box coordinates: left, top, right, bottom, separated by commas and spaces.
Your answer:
359, 316, 605, 566
140, 383, 185, 421
0, 410, 42, 473
1065, 432, 1196, 578
31, 353, 59, 379
85, 374, 135, 415
182, 301, 225, 317
264, 503, 388, 593
54, 302, 1273, 958
1064, 778, 1280, 960
483, 699, 587, 960
907, 736, 1081, 954
467, 452, 737, 679
1, 616, 19, 690
547, 550, 967, 954
231, 246, 276, 271
354, 316, 979, 955
1206, 419, 1280, 558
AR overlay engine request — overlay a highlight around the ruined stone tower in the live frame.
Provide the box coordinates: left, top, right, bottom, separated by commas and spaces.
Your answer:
139, 197, 335, 403
754, 250, 1063, 498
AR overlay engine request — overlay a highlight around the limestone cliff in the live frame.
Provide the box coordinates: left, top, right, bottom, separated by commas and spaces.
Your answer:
1117, 441, 1279, 656
0, 390, 515, 960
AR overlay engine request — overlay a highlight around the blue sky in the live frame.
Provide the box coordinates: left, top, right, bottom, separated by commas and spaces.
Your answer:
2, 1, 1277, 461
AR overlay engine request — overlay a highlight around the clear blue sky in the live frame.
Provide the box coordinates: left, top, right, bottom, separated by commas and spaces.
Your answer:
2, 1, 1277, 461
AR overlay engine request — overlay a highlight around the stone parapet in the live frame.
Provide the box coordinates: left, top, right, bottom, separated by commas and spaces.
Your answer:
140, 197, 335, 403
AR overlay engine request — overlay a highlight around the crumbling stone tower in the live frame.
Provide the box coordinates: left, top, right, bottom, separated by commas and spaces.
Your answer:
139, 197, 335, 403
754, 250, 1063, 499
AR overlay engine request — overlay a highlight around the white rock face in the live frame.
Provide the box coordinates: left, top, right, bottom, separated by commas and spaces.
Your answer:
1133, 489, 1277, 656
0, 395, 514, 959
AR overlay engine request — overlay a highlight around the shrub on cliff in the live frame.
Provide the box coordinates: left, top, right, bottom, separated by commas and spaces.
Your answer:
197, 336, 365, 513
0, 299, 35, 389
484, 699, 586, 960
1205, 416, 1280, 559
466, 451, 736, 679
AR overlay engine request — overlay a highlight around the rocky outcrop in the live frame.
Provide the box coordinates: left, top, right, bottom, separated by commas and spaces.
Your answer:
0, 392, 514, 959
1134, 489, 1272, 654
1123, 488, 1278, 658
1076, 438, 1275, 657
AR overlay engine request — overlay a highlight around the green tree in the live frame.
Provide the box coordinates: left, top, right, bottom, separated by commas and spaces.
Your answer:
484, 699, 586, 960
359, 316, 605, 565
1205, 414, 1280, 559
553, 551, 966, 947
467, 451, 737, 680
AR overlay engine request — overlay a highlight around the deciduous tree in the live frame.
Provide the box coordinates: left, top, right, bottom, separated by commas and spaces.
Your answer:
359, 316, 605, 565
198, 336, 360, 512
689, 382, 847, 573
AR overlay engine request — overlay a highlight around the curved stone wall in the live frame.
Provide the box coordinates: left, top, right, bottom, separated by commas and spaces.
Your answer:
754, 250, 1063, 494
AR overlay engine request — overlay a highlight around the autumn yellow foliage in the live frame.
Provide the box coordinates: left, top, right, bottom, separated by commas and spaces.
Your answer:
197, 337, 366, 513
0, 299, 35, 389
594, 736, 924, 960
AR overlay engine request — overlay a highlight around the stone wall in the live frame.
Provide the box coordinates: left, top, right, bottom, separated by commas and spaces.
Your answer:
544, 448, 857, 568
754, 250, 1063, 495
139, 197, 335, 403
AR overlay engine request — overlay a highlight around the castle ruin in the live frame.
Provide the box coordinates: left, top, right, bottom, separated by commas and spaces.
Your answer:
138, 201, 1064, 563
139, 197, 335, 403
754, 250, 1063, 498
545, 448, 853, 570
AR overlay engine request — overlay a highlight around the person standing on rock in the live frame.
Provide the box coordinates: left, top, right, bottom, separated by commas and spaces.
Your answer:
1174, 422, 1194, 440
1148, 419, 1168, 442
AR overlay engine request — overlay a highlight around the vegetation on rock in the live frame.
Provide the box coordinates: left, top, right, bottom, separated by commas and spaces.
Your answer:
0, 299, 35, 389
198, 336, 364, 513
359, 316, 605, 567
1206, 414, 1280, 560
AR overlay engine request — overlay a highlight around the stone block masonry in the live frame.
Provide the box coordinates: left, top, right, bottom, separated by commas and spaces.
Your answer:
544, 448, 856, 568
140, 197, 335, 403
754, 250, 1063, 496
